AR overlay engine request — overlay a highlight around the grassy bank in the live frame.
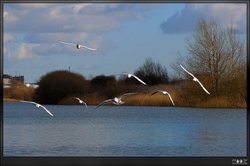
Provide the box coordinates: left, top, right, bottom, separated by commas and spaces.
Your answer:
125, 95, 246, 108
4, 95, 246, 108
3, 98, 19, 102
58, 91, 246, 109
4, 81, 246, 109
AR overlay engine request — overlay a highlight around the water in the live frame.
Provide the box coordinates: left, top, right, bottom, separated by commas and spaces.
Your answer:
3, 102, 247, 157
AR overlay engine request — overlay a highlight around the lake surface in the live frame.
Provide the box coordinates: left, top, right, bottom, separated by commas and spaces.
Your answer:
3, 102, 247, 157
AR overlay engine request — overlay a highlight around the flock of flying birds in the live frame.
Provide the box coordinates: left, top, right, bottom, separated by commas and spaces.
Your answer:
19, 41, 210, 117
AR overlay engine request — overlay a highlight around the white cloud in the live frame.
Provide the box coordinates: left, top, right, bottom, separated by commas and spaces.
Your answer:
3, 11, 8, 17
26, 32, 90, 43
17, 43, 35, 60
3, 3, 160, 59
3, 11, 17, 22
71, 3, 92, 14
13, 3, 50, 9
4, 3, 149, 33
3, 31, 105, 60
4, 33, 15, 43
5, 43, 40, 60
161, 3, 246, 33
198, 3, 246, 30
3, 3, 156, 60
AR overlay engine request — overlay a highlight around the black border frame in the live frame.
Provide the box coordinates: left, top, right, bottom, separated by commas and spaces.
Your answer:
1, 0, 249, 166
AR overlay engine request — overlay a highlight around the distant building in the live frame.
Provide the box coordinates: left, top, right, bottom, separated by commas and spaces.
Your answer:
3, 74, 25, 88
13, 75, 24, 84
25, 83, 39, 89
3, 74, 12, 88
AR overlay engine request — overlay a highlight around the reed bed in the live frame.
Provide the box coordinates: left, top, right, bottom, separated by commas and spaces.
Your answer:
57, 83, 246, 108
124, 94, 174, 106
199, 96, 246, 108
3, 98, 19, 102
4, 80, 246, 108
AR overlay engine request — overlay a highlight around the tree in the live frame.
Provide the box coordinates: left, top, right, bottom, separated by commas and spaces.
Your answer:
90, 75, 118, 98
134, 57, 169, 85
90, 75, 116, 87
185, 19, 245, 96
34, 70, 88, 104
224, 27, 245, 79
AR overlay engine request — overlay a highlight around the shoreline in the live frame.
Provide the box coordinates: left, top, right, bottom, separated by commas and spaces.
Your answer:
3, 98, 246, 109
3, 98, 19, 102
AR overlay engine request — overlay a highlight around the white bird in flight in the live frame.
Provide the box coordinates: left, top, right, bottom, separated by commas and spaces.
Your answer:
74, 97, 87, 109
20, 100, 54, 117
151, 90, 175, 106
121, 72, 147, 85
95, 93, 138, 109
180, 64, 210, 95
59, 41, 97, 51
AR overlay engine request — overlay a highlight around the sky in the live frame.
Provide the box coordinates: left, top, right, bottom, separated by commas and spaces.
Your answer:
3, 2, 247, 83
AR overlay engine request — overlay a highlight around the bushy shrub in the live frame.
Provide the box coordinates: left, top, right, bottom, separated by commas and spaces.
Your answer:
34, 70, 88, 104
90, 75, 116, 87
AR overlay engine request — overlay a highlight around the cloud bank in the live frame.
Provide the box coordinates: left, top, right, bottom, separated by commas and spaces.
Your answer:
4, 3, 152, 60
160, 3, 246, 33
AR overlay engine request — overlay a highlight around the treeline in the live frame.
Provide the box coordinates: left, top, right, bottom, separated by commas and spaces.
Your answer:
33, 57, 169, 105
6, 68, 246, 108
37, 71, 147, 105
4, 64, 246, 108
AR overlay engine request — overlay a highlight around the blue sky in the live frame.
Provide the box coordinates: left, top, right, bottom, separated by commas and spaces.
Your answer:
3, 3, 247, 83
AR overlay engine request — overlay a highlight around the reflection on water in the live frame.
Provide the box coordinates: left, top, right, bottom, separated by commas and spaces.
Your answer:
3, 102, 247, 156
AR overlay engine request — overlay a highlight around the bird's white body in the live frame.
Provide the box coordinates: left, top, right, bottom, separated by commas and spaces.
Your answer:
20, 100, 54, 117
151, 90, 175, 106
74, 97, 88, 109
112, 97, 125, 105
180, 64, 210, 95
95, 93, 137, 109
59, 41, 97, 51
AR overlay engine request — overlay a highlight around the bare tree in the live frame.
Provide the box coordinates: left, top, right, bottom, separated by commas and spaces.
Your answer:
224, 28, 245, 79
134, 57, 169, 85
170, 52, 186, 80
185, 19, 245, 96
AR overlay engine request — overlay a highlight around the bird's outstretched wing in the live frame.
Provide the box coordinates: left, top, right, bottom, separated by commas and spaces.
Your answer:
121, 72, 147, 85
196, 79, 210, 95
131, 74, 147, 85
81, 101, 88, 109
180, 64, 210, 95
151, 90, 162, 96
74, 97, 87, 109
20, 100, 54, 117
74, 97, 82, 103
59, 41, 76, 46
180, 64, 195, 78
95, 99, 113, 109
79, 44, 97, 51
20, 100, 37, 105
165, 93, 175, 106
119, 93, 138, 99
38, 105, 54, 117
151, 90, 175, 106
